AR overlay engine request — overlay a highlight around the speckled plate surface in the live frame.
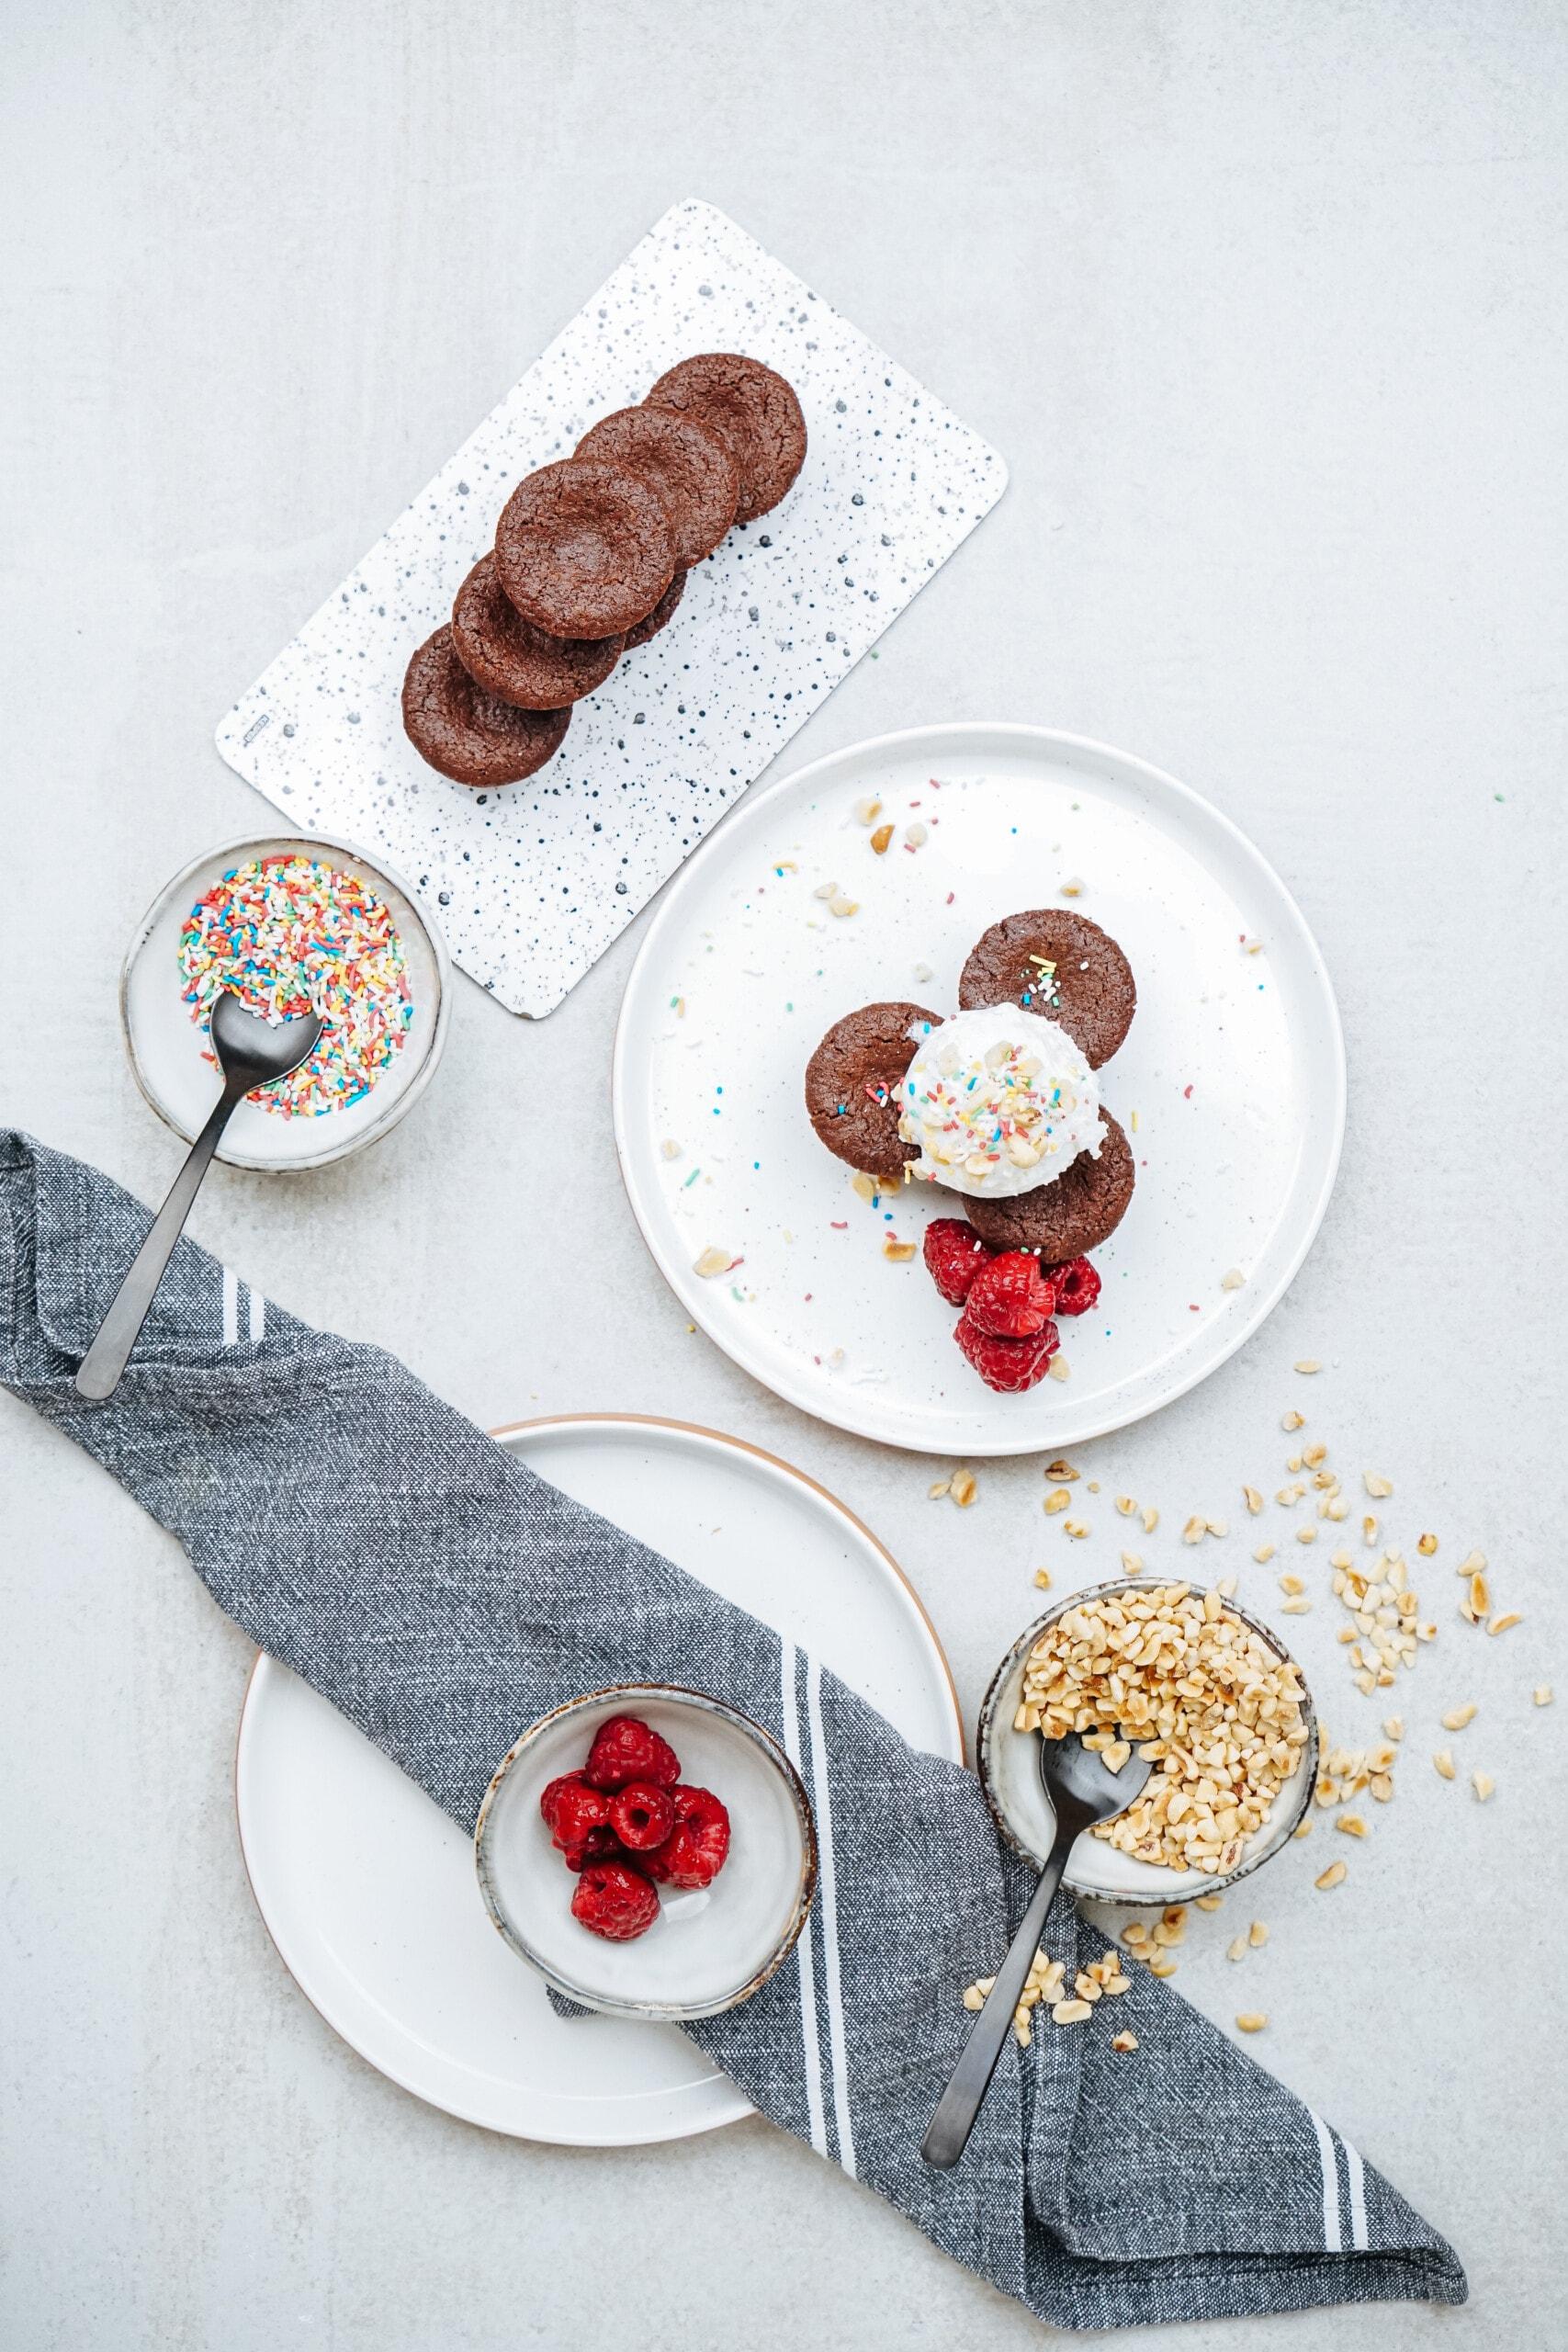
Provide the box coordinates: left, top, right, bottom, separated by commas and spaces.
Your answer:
614, 722, 1346, 1456
215, 198, 1006, 1017
233, 1414, 961, 2146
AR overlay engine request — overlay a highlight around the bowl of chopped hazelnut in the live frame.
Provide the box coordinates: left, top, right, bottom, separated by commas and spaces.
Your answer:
977, 1577, 1317, 1905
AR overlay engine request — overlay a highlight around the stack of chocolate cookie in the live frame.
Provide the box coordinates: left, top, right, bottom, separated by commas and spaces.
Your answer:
805, 910, 1138, 1259
402, 353, 807, 789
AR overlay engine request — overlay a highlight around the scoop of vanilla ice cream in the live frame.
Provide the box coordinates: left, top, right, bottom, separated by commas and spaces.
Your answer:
898, 1002, 1103, 1199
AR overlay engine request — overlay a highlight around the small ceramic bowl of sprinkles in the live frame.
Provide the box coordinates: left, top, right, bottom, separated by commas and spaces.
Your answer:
121, 833, 449, 1170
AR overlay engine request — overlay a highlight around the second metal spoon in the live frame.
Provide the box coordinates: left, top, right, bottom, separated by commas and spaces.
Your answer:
74, 991, 322, 1401
921, 1727, 1153, 2169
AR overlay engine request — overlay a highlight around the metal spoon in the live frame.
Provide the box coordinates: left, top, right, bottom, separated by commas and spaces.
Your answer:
74, 991, 322, 1401
921, 1727, 1153, 2169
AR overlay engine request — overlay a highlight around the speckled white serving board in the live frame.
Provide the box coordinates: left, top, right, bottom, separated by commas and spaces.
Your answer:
214, 200, 1007, 1017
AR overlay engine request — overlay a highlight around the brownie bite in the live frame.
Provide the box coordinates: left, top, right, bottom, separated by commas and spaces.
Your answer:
575, 406, 739, 566
495, 458, 675, 639
958, 910, 1136, 1069
450, 555, 624, 707
645, 353, 807, 524
964, 1109, 1135, 1259
805, 1001, 942, 1180
401, 627, 570, 787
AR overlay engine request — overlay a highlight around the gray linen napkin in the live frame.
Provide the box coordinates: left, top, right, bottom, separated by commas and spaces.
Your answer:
0, 1131, 1465, 2332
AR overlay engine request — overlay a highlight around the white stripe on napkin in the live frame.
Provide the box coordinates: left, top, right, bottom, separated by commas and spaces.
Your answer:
220, 1266, 239, 1349
805, 1657, 857, 2179
1344, 2138, 1369, 2249
779, 1639, 829, 2159
247, 1285, 266, 1345
1307, 2109, 1342, 2251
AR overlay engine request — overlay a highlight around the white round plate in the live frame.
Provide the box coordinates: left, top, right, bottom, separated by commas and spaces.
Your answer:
233, 1414, 961, 2146
121, 831, 450, 1171
614, 722, 1345, 1456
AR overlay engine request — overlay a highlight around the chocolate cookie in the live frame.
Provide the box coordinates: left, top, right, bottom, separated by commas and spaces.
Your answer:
645, 354, 807, 524
574, 407, 739, 567
494, 458, 675, 639
964, 1110, 1135, 1260
623, 566, 686, 649
806, 1001, 942, 1180
401, 627, 570, 787
958, 910, 1136, 1069
450, 555, 624, 707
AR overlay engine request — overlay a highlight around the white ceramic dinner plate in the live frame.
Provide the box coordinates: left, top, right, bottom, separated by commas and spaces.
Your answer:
614, 723, 1345, 1456
233, 1415, 961, 2147
121, 831, 450, 1171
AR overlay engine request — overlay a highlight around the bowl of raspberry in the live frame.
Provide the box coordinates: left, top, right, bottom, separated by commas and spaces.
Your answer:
474, 1686, 818, 2019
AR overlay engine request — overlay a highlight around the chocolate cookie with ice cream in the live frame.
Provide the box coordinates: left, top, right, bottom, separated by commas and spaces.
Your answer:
965, 1108, 1135, 1259
805, 1001, 942, 1181
895, 999, 1135, 1253
897, 1002, 1105, 1194
957, 909, 1135, 1069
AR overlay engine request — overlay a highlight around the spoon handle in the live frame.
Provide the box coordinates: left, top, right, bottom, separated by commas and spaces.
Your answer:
74, 1080, 246, 1402
921, 1820, 1077, 2170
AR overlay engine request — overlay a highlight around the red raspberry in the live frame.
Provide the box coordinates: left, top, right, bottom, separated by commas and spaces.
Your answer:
539, 1770, 611, 1865
964, 1251, 1057, 1338
583, 1714, 682, 1792
608, 1781, 676, 1852
563, 1824, 624, 1874
1047, 1255, 1101, 1317
923, 1217, 992, 1306
953, 1312, 1060, 1393
641, 1784, 731, 1889
570, 1860, 660, 1941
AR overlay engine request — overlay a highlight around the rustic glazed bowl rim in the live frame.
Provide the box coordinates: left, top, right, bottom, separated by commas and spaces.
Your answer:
474, 1681, 819, 2020
118, 828, 451, 1172
976, 1576, 1319, 1906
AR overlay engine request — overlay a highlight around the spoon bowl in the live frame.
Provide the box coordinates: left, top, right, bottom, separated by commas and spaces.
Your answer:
209, 989, 325, 1092
1037, 1724, 1154, 1832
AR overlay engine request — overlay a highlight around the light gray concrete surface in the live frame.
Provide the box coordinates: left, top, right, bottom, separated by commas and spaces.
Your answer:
3, 3, 1564, 2346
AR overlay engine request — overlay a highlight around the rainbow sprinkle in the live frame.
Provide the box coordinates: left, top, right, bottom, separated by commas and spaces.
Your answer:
177, 854, 412, 1117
